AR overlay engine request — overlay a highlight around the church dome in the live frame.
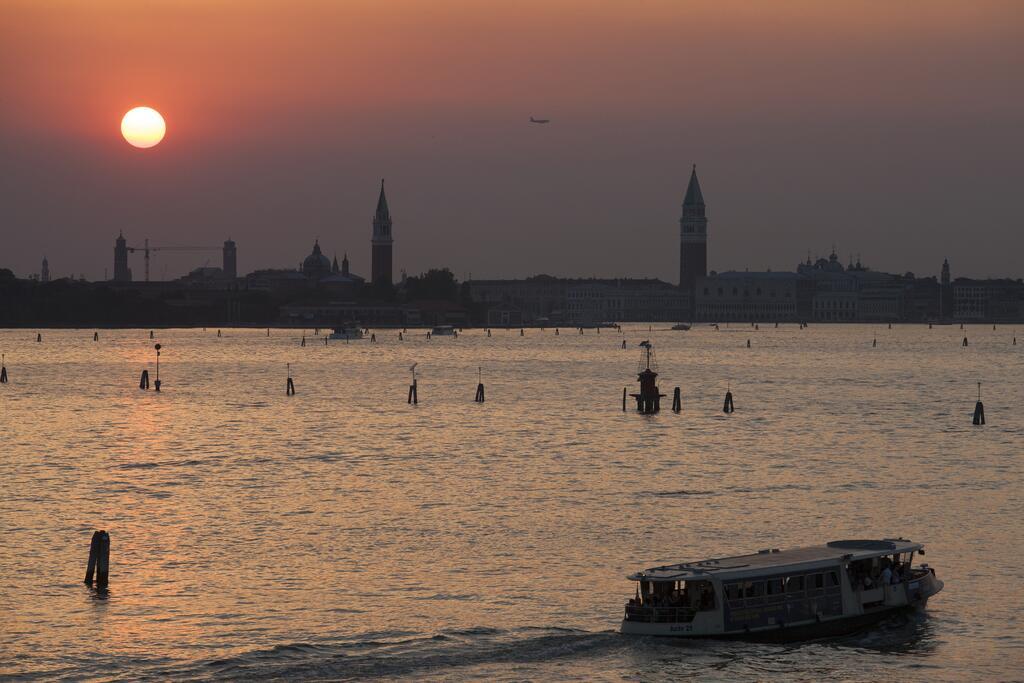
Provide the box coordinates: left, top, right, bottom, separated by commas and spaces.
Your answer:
302, 240, 331, 278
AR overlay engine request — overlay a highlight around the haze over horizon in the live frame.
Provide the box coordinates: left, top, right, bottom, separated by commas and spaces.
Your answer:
2, 0, 1022, 282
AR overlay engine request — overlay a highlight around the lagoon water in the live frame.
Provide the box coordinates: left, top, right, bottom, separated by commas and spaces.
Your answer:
1, 324, 1021, 681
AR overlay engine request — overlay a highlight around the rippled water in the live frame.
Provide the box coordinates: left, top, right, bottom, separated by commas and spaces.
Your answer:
1, 324, 1021, 681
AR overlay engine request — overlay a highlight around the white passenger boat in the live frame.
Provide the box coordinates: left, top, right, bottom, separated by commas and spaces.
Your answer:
328, 325, 364, 340
621, 539, 943, 641
671, 323, 692, 331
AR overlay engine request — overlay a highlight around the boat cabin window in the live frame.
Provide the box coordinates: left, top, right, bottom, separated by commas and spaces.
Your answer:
765, 578, 784, 596
742, 581, 764, 599
633, 579, 716, 611
812, 573, 825, 589
828, 571, 840, 587
786, 576, 805, 593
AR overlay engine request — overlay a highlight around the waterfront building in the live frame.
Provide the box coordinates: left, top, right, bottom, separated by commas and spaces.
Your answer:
695, 271, 800, 322
467, 276, 686, 325
953, 278, 1024, 321
371, 180, 394, 286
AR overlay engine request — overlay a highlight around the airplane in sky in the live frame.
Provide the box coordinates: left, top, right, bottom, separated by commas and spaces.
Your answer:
529, 116, 550, 124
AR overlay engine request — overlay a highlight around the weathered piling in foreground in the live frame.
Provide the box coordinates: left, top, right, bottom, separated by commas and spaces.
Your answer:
301, 335, 306, 347
267, 328, 270, 337
873, 338, 877, 348
1, 354, 8, 384
672, 387, 681, 413
94, 332, 99, 341
746, 339, 751, 348
287, 363, 295, 396
520, 328, 525, 336
36, 333, 41, 342
622, 387, 627, 412
84, 530, 110, 590
408, 363, 418, 405
963, 336, 969, 347
398, 332, 404, 341
723, 390, 735, 413
621, 339, 627, 349
474, 366, 485, 402
139, 369, 149, 389
555, 328, 559, 336
153, 344, 162, 392
973, 382, 985, 425
150, 330, 154, 339
370, 333, 376, 342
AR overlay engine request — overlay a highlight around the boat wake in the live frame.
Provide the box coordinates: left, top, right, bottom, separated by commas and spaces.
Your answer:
174, 627, 624, 681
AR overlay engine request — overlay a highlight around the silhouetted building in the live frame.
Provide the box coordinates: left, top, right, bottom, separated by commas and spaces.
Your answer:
467, 276, 686, 325
940, 258, 952, 319
40, 256, 50, 283
302, 240, 332, 280
679, 165, 708, 302
696, 272, 800, 321
223, 239, 237, 279
371, 179, 393, 286
319, 252, 365, 297
113, 232, 132, 282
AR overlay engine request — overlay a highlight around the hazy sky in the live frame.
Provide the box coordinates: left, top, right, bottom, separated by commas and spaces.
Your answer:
2, 0, 1022, 282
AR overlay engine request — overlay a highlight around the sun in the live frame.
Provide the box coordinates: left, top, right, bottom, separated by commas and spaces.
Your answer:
121, 107, 166, 148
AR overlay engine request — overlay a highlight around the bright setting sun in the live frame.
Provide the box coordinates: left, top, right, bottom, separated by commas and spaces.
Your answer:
120, 106, 165, 148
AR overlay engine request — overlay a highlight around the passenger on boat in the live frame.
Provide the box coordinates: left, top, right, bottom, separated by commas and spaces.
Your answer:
881, 561, 893, 586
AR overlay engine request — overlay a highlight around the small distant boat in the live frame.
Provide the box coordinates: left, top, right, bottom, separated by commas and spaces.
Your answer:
431, 325, 456, 336
329, 325, 364, 340
671, 323, 691, 331
621, 538, 943, 641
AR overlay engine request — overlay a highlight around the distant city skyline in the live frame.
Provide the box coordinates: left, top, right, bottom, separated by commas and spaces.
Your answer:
3, 1, 1023, 282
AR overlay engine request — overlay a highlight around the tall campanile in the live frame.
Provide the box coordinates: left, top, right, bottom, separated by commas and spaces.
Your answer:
371, 179, 393, 287
679, 165, 708, 294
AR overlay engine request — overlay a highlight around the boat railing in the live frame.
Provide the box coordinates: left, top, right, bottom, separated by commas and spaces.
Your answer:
623, 604, 698, 624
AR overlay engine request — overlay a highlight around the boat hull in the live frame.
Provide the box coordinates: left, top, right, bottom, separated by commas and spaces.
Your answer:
621, 600, 932, 643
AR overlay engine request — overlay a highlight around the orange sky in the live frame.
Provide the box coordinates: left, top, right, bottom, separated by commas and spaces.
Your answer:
2, 0, 1023, 280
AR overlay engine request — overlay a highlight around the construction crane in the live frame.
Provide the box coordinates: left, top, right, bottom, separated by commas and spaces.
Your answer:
126, 238, 222, 282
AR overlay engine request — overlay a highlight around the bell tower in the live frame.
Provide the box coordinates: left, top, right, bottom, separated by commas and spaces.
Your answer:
371, 179, 393, 287
679, 165, 708, 297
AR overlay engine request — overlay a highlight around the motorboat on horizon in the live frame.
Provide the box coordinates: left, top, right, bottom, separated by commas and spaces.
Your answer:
328, 325, 364, 340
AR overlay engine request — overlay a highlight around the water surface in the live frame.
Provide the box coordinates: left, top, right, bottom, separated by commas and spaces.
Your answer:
1, 324, 1021, 680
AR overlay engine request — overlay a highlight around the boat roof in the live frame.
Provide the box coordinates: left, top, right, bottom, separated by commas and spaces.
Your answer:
628, 539, 923, 582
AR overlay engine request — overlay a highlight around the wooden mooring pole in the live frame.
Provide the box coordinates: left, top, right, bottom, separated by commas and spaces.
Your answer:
84, 530, 110, 590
